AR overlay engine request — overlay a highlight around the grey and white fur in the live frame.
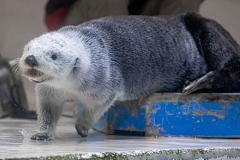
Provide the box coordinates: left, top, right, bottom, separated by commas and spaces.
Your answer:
14, 12, 240, 140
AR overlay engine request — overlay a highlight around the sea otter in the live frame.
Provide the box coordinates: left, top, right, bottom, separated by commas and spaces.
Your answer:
12, 12, 240, 140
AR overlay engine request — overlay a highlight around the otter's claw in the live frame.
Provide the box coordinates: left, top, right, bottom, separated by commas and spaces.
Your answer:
75, 124, 89, 137
31, 133, 50, 141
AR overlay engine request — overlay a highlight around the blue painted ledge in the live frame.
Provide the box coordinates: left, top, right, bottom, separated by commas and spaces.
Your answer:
74, 93, 240, 137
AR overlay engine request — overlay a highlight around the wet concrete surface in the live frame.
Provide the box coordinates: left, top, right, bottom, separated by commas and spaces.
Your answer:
1, 117, 240, 159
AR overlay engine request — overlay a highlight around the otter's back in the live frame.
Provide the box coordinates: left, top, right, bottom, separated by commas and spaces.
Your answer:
61, 15, 208, 99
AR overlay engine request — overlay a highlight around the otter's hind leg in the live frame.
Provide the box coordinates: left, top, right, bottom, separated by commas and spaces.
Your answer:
182, 70, 221, 94
182, 62, 240, 94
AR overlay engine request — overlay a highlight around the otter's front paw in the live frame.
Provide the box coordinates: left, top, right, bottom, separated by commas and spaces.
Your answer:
75, 124, 89, 137
31, 133, 51, 141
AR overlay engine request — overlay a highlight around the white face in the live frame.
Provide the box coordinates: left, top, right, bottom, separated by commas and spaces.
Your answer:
18, 32, 81, 84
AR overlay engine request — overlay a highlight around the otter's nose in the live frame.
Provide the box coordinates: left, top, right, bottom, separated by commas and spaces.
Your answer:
25, 55, 38, 67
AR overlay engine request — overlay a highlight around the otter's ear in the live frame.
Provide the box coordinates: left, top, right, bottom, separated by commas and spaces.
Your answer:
73, 58, 79, 67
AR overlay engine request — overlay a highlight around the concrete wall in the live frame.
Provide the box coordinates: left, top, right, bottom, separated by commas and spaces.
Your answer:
200, 0, 240, 43
0, 0, 240, 110
0, 0, 47, 110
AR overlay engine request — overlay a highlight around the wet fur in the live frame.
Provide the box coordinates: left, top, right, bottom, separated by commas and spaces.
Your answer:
182, 12, 240, 93
16, 12, 240, 140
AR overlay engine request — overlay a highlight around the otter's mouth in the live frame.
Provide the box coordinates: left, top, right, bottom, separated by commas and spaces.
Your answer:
23, 69, 51, 83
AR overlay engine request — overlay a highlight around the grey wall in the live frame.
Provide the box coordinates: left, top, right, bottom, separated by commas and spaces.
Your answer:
0, 0, 47, 110
0, 0, 240, 110
200, 0, 240, 43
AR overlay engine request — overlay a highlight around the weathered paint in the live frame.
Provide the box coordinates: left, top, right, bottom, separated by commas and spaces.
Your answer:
144, 93, 240, 137
93, 102, 146, 133
75, 93, 240, 137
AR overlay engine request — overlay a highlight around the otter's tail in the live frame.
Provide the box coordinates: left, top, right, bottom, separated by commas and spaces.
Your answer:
182, 12, 240, 94
184, 12, 240, 70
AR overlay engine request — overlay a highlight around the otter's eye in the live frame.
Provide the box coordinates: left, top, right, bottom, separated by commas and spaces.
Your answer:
51, 54, 57, 60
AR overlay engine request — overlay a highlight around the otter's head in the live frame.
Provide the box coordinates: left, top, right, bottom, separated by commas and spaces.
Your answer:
15, 32, 89, 84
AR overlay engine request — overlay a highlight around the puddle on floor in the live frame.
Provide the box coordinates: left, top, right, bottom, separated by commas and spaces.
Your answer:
1, 117, 240, 159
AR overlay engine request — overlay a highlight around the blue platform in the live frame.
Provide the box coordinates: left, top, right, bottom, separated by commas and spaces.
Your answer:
74, 93, 240, 137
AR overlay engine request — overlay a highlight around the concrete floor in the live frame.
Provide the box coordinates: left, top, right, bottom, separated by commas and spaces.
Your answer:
1, 117, 240, 159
